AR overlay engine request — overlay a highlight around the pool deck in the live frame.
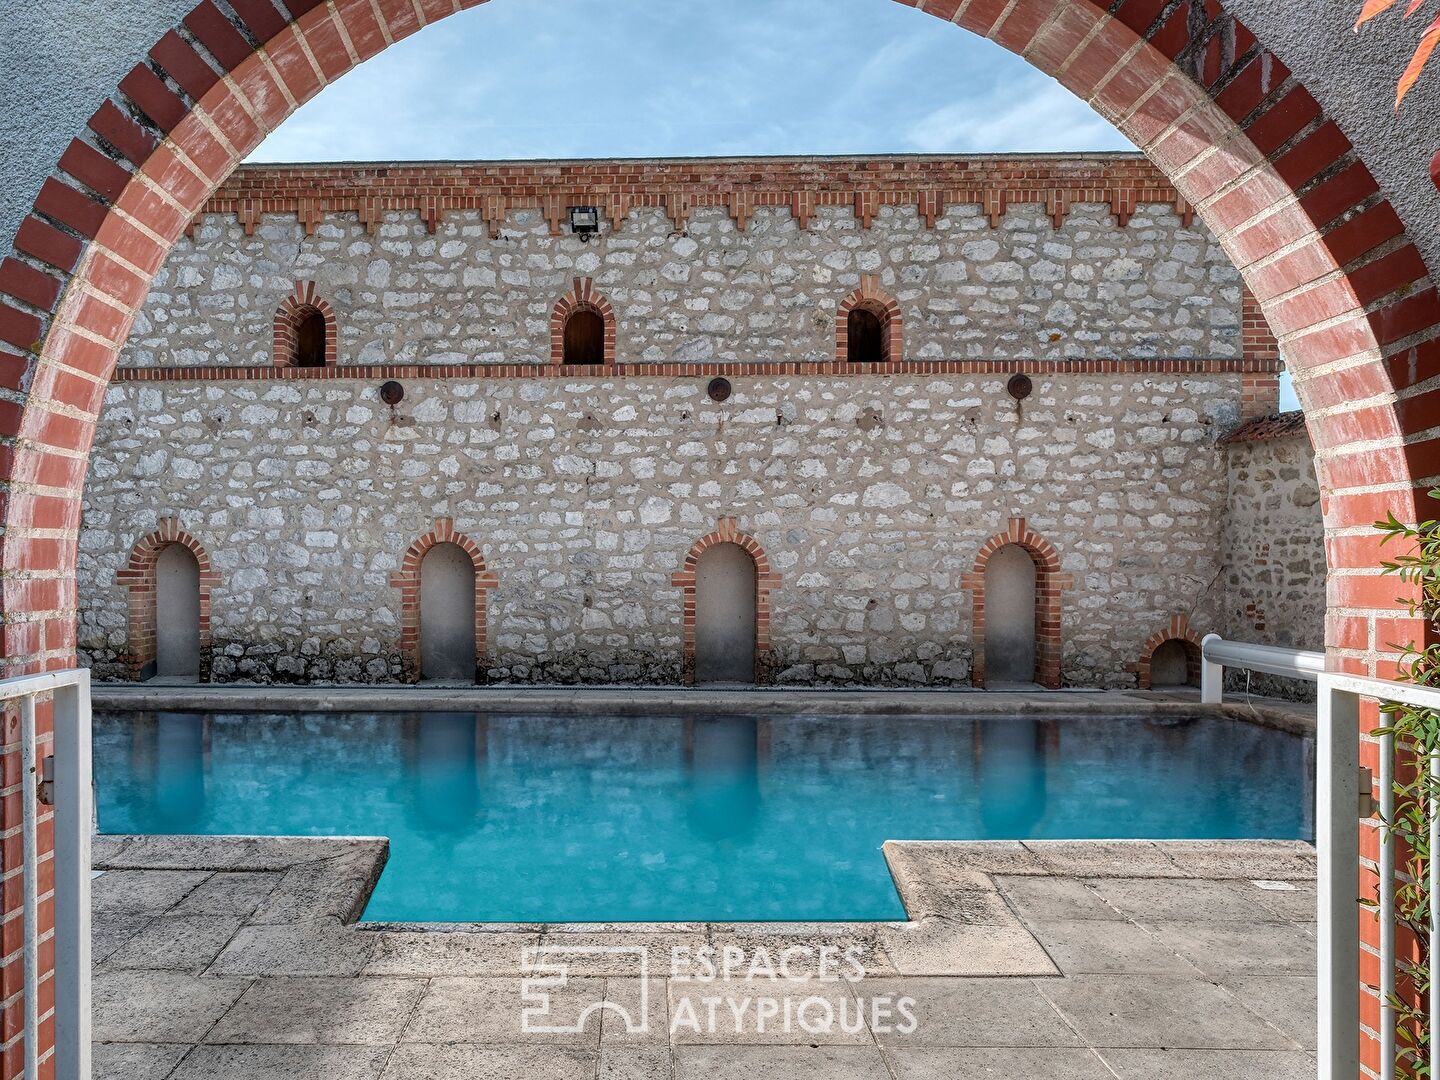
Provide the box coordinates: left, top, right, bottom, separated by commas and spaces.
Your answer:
92, 835, 1318, 1079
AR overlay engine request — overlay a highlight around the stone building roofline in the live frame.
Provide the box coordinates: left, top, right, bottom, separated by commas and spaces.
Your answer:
1219, 411, 1309, 445
196, 151, 1193, 237
236, 150, 1151, 170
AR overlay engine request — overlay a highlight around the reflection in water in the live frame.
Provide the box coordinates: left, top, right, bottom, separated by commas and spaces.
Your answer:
127, 712, 208, 831
402, 713, 489, 832
972, 718, 1054, 838
94, 709, 1313, 923
684, 715, 762, 842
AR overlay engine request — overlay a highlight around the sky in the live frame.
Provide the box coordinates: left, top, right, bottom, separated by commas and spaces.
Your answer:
246, 0, 1298, 409
247, 0, 1135, 162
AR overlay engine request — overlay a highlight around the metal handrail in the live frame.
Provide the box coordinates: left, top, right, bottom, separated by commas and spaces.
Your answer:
1199, 634, 1440, 1080
0, 668, 91, 1080
1199, 633, 1325, 699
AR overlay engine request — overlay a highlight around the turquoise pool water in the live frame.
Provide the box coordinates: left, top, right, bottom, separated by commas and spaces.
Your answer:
94, 710, 1312, 922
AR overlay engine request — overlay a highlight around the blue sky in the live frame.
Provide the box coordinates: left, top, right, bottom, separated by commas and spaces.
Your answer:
247, 0, 1135, 161
248, 0, 1298, 409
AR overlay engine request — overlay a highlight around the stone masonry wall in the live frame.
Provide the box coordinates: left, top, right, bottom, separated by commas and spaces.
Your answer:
1209, 419, 1327, 700
80, 371, 1249, 686
129, 202, 1240, 369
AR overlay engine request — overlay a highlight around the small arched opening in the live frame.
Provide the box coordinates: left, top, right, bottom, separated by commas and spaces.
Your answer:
846, 305, 886, 364
420, 542, 478, 682
293, 308, 328, 367
563, 307, 606, 365
961, 518, 1069, 689
983, 544, 1039, 685
391, 519, 499, 684
155, 543, 201, 679
695, 542, 758, 684
836, 276, 902, 365
1149, 639, 1196, 687
272, 282, 337, 368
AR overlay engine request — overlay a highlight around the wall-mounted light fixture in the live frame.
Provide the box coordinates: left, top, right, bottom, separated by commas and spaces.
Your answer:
568, 206, 601, 243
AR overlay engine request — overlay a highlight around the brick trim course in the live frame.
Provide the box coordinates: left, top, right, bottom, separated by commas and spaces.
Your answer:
112, 357, 1283, 383
190, 154, 1195, 237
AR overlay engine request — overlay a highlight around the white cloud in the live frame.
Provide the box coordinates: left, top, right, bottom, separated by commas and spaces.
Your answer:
905, 80, 1132, 154
246, 0, 1134, 164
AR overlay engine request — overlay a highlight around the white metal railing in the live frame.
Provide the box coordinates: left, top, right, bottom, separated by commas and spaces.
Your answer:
0, 669, 91, 1080
1200, 633, 1440, 1080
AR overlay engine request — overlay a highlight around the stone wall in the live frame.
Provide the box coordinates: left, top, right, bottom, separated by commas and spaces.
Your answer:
126, 162, 1243, 369
1209, 414, 1327, 700
79, 370, 1251, 686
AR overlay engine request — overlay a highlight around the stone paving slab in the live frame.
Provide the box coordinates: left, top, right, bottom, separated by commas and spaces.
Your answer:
884, 1046, 1116, 1079
675, 1045, 889, 1079
1098, 1048, 1319, 1078
90, 836, 1320, 1079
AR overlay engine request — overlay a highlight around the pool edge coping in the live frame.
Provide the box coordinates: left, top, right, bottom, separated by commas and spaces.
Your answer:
92, 835, 1316, 978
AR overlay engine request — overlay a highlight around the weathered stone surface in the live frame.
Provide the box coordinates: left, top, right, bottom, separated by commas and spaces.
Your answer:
92, 971, 250, 1043
127, 203, 1240, 371
80, 371, 1260, 687
1204, 429, 1325, 701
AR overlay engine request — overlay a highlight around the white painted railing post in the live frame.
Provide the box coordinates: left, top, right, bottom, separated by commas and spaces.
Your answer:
1377, 713, 1395, 1080
1200, 633, 1223, 704
19, 694, 38, 1080
53, 674, 91, 1080
1316, 673, 1361, 1080
0, 668, 93, 1080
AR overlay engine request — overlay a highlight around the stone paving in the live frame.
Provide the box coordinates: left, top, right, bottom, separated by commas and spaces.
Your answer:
91, 836, 1318, 1079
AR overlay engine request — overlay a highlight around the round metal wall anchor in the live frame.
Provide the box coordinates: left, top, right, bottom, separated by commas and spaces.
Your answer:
707, 377, 732, 403
380, 381, 404, 405
1006, 373, 1033, 401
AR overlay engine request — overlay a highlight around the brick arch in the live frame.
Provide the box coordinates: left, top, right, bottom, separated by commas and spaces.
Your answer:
960, 517, 1072, 689
1130, 613, 1205, 689
115, 518, 218, 681
388, 517, 499, 682
836, 275, 903, 364
550, 277, 616, 366
0, 0, 1437, 1069
671, 518, 781, 685
272, 280, 338, 368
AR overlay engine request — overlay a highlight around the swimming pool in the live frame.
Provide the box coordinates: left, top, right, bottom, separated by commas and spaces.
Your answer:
93, 710, 1312, 922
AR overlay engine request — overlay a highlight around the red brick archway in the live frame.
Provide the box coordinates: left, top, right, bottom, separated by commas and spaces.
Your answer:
389, 517, 498, 682
550, 277, 616, 366
116, 519, 219, 682
961, 517, 1072, 689
0, 0, 1435, 1073
671, 518, 781, 685
272, 280, 338, 368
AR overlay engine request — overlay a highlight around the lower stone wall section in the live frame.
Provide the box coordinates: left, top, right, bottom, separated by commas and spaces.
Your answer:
1209, 419, 1327, 700
79, 371, 1254, 686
